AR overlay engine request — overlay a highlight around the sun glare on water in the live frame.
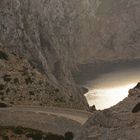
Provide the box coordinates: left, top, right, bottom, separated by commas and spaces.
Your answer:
85, 83, 136, 110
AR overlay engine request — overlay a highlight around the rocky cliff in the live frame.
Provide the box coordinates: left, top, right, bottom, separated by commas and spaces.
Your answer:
0, 0, 140, 110
75, 83, 140, 140
84, 0, 140, 62
0, 0, 91, 110
0, 47, 88, 109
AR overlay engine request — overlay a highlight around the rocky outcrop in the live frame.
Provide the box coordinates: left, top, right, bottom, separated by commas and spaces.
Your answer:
75, 84, 140, 140
0, 47, 88, 109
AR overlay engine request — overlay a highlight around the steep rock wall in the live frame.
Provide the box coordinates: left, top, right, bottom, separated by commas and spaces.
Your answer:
0, 0, 91, 110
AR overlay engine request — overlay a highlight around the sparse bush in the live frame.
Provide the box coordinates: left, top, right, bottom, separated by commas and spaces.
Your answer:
13, 78, 19, 84
0, 51, 8, 60
12, 126, 23, 135
25, 77, 33, 85
65, 132, 74, 140
29, 91, 35, 95
0, 84, 5, 90
0, 102, 8, 108
26, 132, 43, 140
45, 133, 64, 140
6, 88, 10, 94
0, 126, 74, 140
0, 92, 4, 95
2, 135, 9, 140
55, 88, 59, 92
1, 97, 4, 101
3, 75, 11, 82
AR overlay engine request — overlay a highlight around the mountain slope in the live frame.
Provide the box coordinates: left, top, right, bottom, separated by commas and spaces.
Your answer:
0, 47, 88, 109
75, 84, 140, 140
0, 0, 140, 110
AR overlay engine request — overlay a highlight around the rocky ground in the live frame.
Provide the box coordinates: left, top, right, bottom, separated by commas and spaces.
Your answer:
0, 47, 87, 109
75, 83, 140, 140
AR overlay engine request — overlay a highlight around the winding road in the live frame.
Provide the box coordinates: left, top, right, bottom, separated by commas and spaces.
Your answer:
0, 106, 92, 135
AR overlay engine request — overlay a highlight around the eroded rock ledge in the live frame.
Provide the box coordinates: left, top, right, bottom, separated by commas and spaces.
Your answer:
75, 84, 140, 140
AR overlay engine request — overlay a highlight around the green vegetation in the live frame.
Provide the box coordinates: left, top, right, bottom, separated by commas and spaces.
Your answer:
65, 132, 74, 140
0, 126, 74, 140
2, 135, 9, 140
13, 126, 24, 135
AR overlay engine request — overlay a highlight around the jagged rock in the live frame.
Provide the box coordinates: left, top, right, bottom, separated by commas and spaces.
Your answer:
75, 84, 140, 140
135, 83, 140, 89
89, 105, 96, 113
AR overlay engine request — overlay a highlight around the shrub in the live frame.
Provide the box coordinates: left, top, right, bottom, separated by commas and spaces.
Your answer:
26, 132, 43, 140
0, 51, 8, 60
0, 92, 4, 95
45, 133, 64, 140
12, 126, 23, 135
0, 102, 8, 108
6, 88, 10, 94
13, 78, 19, 84
2, 135, 9, 140
65, 132, 74, 140
54, 88, 59, 92
1, 97, 4, 101
25, 77, 33, 85
3, 75, 11, 82
0, 84, 5, 90
29, 91, 35, 95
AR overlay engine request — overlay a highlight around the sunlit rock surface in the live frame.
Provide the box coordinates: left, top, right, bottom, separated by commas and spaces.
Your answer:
75, 84, 140, 140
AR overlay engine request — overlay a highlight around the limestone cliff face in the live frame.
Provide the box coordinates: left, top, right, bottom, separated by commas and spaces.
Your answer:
1, 0, 139, 71
0, 0, 90, 110
75, 84, 140, 140
85, 0, 140, 62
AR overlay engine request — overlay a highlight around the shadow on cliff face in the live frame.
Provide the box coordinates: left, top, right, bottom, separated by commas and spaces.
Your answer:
132, 103, 140, 113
